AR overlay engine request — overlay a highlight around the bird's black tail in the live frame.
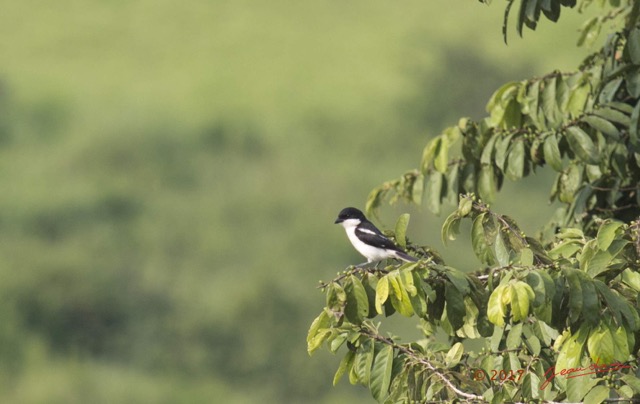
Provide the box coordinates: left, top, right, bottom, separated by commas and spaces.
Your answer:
394, 250, 418, 263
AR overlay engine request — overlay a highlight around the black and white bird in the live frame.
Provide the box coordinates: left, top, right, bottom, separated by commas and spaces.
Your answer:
334, 207, 417, 266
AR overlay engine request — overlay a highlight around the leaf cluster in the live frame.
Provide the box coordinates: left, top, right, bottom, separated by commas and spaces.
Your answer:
311, 1, 640, 403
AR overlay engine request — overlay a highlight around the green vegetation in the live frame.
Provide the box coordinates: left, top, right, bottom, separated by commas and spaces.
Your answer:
0, 0, 610, 402
309, 1, 640, 402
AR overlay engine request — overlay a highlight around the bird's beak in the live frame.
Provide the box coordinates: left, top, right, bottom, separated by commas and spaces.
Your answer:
334, 217, 343, 224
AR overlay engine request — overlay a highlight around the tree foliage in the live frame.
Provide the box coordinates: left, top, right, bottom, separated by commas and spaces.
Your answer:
309, 1, 640, 402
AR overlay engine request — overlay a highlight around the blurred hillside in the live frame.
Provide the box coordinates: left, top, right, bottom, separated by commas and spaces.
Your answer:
0, 1, 596, 402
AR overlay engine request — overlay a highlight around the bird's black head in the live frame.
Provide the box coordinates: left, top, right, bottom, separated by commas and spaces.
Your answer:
334, 207, 366, 224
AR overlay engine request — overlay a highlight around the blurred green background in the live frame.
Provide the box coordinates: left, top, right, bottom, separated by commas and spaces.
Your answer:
0, 1, 595, 402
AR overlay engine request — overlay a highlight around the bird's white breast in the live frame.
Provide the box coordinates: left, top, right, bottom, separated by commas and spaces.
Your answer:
340, 219, 395, 262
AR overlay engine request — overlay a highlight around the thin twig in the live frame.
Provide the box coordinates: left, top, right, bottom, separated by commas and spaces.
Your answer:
361, 329, 486, 402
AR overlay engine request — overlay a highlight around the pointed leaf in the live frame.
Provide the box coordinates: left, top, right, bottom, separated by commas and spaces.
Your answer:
543, 133, 563, 171
511, 282, 533, 322
370, 344, 394, 402
506, 139, 525, 180
494, 231, 510, 267
583, 385, 610, 404
333, 351, 355, 386
471, 212, 494, 264
394, 213, 410, 249
582, 114, 620, 139
587, 323, 614, 364
445, 342, 464, 368
596, 220, 624, 250
488, 284, 507, 326
626, 27, 640, 65
425, 171, 443, 215
354, 340, 374, 385
478, 165, 497, 203
445, 283, 466, 330
506, 322, 523, 349
307, 310, 331, 354
445, 268, 470, 295
441, 212, 461, 245
564, 269, 584, 324
566, 126, 599, 164
435, 136, 449, 173
375, 276, 389, 315
421, 138, 439, 173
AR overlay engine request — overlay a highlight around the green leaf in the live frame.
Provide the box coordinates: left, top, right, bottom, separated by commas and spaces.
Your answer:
587, 323, 614, 364
582, 114, 620, 139
363, 274, 378, 319
445, 342, 464, 368
567, 80, 590, 118
394, 213, 410, 249
564, 269, 584, 324
494, 230, 510, 267
621, 374, 640, 394
425, 170, 443, 215
370, 344, 394, 402
326, 282, 347, 311
445, 268, 470, 295
525, 271, 546, 308
596, 220, 624, 250
580, 277, 600, 325
511, 282, 533, 322
434, 136, 449, 173
567, 372, 599, 403
495, 133, 514, 171
626, 27, 640, 65
345, 275, 369, 323
307, 310, 331, 354
352, 275, 369, 318
631, 99, 640, 145
526, 334, 542, 356
354, 339, 374, 385
471, 213, 494, 264
506, 322, 523, 349
541, 0, 560, 21
445, 162, 460, 205
608, 321, 631, 360
506, 139, 525, 180
621, 268, 640, 292
577, 16, 601, 48
481, 133, 499, 165
558, 163, 583, 203
593, 107, 631, 126
458, 195, 473, 217
542, 75, 560, 126
595, 281, 639, 330
441, 212, 461, 245
478, 165, 497, 203
389, 274, 414, 317
565, 126, 599, 164
375, 276, 389, 315
421, 138, 439, 173
330, 333, 348, 353
583, 385, 610, 404
408, 272, 428, 318
412, 173, 424, 205
365, 187, 385, 218
555, 324, 588, 386
488, 284, 507, 326
333, 351, 355, 386
445, 283, 466, 330
543, 133, 563, 171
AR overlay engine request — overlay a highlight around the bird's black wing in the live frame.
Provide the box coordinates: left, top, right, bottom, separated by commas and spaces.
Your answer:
356, 221, 400, 251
